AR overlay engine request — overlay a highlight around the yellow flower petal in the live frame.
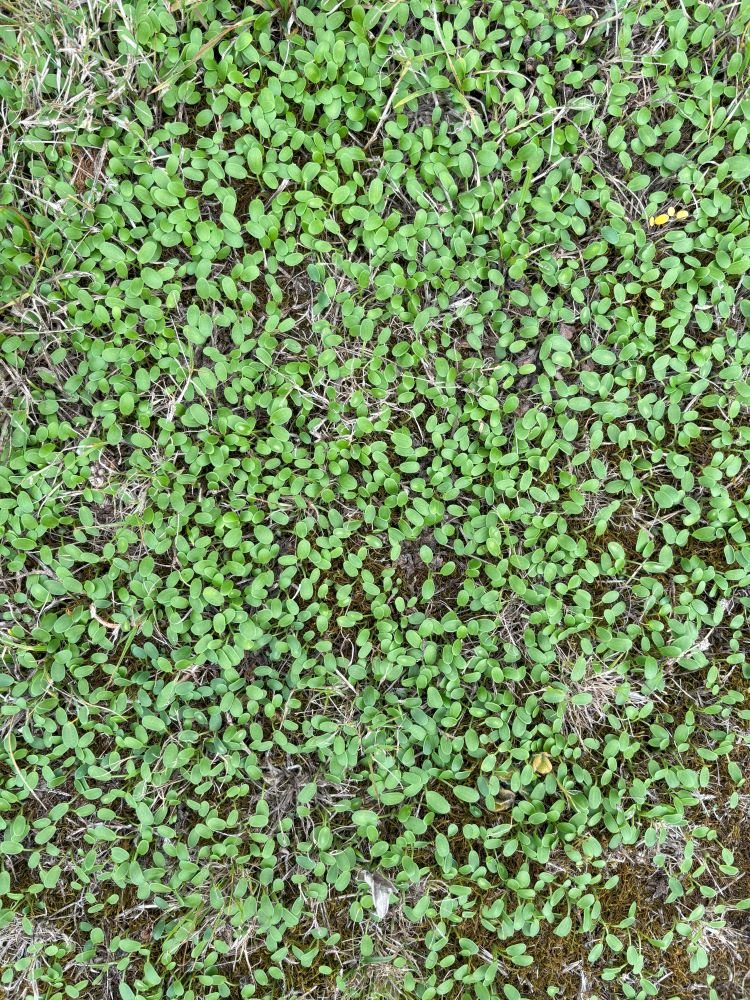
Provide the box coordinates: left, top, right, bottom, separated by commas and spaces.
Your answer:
652, 213, 670, 226
676, 210, 689, 220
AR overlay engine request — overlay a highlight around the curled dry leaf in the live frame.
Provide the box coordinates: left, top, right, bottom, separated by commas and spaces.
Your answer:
532, 752, 553, 775
362, 870, 394, 920
493, 789, 516, 812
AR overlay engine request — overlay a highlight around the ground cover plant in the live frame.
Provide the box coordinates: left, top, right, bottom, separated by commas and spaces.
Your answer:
1, 0, 750, 996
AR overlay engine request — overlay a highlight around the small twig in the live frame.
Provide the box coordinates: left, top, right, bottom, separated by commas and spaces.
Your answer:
365, 60, 412, 151
89, 603, 120, 634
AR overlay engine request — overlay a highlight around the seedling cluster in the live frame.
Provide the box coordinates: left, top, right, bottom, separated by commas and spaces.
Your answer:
1, 0, 749, 997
